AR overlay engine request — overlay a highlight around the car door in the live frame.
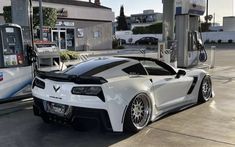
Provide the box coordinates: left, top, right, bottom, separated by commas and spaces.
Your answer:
141, 60, 193, 111
151, 75, 193, 111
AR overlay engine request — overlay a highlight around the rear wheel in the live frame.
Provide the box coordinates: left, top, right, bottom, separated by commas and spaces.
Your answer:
198, 75, 212, 103
42, 115, 51, 124
124, 93, 151, 132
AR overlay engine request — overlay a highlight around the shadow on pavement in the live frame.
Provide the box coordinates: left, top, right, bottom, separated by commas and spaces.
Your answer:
0, 108, 133, 147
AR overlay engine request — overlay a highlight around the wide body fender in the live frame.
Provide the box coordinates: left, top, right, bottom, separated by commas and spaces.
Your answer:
102, 76, 155, 132
185, 69, 213, 103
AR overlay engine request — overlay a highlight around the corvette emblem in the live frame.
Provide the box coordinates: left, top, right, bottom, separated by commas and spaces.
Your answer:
53, 85, 61, 92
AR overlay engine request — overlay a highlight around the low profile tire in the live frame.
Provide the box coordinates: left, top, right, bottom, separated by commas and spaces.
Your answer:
124, 93, 152, 133
41, 115, 51, 124
198, 75, 212, 103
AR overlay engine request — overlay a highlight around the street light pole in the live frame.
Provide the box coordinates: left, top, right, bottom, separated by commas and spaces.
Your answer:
39, 0, 43, 40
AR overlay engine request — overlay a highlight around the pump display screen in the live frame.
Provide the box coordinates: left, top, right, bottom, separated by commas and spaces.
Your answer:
5, 27, 14, 33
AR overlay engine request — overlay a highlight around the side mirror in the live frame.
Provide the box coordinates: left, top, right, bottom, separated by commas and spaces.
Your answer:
175, 70, 186, 79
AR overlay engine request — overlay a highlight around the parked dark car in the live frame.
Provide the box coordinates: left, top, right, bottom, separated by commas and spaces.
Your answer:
135, 37, 158, 45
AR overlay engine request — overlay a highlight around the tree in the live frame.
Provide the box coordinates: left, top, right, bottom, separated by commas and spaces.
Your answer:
3, 6, 57, 29
33, 7, 57, 29
117, 5, 128, 31
3, 6, 12, 23
132, 23, 163, 34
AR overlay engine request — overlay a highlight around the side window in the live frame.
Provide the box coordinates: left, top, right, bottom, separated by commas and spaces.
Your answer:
141, 60, 173, 76
123, 63, 147, 75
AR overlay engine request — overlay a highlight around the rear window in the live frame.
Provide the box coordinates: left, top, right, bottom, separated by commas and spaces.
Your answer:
64, 58, 128, 76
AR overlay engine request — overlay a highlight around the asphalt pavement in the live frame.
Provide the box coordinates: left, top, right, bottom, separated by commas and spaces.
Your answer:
0, 48, 235, 147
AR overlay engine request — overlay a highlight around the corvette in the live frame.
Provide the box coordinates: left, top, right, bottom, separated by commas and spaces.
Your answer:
32, 56, 213, 132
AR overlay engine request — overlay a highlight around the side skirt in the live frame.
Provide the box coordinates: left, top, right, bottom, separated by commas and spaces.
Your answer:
151, 102, 196, 122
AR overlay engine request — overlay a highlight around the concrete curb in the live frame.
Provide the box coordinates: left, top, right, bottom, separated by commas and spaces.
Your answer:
0, 98, 33, 116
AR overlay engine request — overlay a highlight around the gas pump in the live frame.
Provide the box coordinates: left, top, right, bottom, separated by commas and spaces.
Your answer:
0, 24, 26, 67
0, 24, 33, 101
175, 0, 207, 68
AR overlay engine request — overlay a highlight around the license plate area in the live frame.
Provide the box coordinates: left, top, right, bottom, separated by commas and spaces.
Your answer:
43, 101, 72, 117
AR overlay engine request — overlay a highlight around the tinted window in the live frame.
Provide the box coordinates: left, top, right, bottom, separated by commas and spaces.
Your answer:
64, 58, 128, 76
141, 60, 174, 76
123, 63, 147, 75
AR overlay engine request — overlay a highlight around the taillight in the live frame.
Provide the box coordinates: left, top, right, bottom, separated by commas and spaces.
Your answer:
32, 78, 45, 89
71, 86, 105, 102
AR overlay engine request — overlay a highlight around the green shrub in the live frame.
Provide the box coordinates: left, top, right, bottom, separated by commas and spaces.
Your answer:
66, 51, 79, 60
228, 39, 233, 43
210, 40, 216, 44
60, 51, 80, 61
60, 51, 70, 61
132, 23, 162, 34
204, 39, 210, 44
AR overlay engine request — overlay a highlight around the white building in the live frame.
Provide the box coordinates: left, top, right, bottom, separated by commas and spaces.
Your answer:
130, 10, 162, 30
0, 0, 115, 50
207, 0, 234, 25
223, 16, 235, 32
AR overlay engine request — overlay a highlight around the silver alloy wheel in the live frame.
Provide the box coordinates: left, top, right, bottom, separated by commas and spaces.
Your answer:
131, 94, 150, 129
202, 77, 212, 100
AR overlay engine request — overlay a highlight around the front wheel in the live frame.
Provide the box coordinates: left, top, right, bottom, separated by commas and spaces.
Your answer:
198, 75, 212, 103
124, 93, 151, 133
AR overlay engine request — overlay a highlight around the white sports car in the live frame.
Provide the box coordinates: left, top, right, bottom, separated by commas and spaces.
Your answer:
32, 56, 213, 132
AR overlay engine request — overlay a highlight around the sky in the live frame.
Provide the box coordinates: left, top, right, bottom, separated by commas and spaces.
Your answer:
98, 0, 235, 24
207, 0, 234, 24
101, 0, 163, 16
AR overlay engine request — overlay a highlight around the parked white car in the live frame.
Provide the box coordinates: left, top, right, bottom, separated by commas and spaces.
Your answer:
32, 56, 213, 132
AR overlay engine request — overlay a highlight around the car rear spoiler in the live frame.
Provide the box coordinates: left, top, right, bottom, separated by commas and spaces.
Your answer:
36, 70, 108, 84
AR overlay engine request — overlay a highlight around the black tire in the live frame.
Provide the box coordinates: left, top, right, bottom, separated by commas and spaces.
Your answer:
41, 115, 51, 124
124, 93, 151, 133
198, 75, 212, 103
72, 118, 89, 131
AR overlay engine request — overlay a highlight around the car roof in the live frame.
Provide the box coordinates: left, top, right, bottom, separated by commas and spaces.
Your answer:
63, 57, 139, 76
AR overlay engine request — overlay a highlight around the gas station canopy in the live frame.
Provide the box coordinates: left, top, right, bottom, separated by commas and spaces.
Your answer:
175, 0, 206, 16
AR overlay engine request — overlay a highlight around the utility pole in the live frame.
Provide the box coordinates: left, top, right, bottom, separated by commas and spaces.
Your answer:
39, 0, 43, 40
206, 0, 209, 24
213, 13, 215, 26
